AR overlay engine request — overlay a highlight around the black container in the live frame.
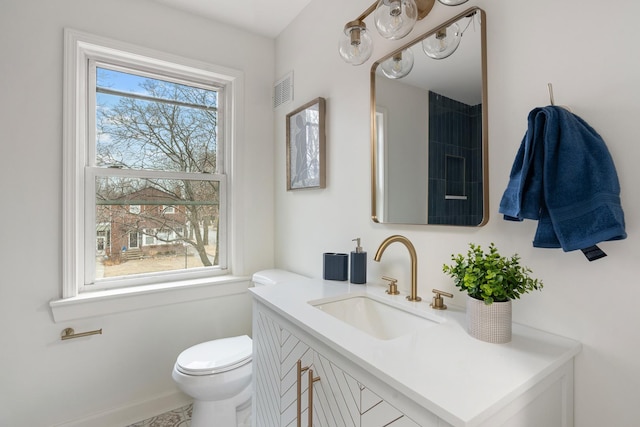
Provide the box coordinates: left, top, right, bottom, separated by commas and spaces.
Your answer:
323, 253, 348, 281
350, 251, 366, 284
350, 238, 367, 284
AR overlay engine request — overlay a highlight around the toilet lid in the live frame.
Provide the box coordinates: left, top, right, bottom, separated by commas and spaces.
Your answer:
176, 335, 252, 376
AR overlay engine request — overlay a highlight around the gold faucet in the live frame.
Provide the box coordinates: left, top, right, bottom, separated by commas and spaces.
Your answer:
373, 235, 421, 302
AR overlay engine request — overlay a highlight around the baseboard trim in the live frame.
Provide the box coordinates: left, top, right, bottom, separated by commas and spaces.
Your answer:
52, 390, 192, 427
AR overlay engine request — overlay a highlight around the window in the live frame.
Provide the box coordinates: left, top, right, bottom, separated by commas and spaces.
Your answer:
61, 30, 242, 298
144, 233, 155, 246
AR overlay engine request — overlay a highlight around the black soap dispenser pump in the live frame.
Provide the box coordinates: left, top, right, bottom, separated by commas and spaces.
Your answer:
350, 238, 367, 284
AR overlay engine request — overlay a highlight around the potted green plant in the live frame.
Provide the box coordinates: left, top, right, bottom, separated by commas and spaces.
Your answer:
442, 243, 543, 343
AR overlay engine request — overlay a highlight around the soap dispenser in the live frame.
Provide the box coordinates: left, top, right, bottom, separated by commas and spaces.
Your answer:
350, 238, 367, 284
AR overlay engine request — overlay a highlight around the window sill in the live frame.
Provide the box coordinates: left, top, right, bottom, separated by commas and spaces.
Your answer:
49, 275, 251, 322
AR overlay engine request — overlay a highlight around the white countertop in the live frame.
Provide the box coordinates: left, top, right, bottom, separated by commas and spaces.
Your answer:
249, 277, 582, 427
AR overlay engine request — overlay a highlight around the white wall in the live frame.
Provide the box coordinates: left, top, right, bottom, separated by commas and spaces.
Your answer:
3, 0, 638, 425
274, 1, 640, 426
0, 0, 275, 425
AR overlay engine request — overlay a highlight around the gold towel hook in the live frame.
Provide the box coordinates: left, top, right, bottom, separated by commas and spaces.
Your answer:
547, 83, 572, 112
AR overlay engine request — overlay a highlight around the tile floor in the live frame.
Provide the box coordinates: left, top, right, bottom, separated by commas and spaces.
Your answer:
127, 404, 192, 427
126, 402, 251, 427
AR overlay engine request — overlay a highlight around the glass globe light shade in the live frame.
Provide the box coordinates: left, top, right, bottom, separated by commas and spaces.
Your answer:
437, 0, 469, 5
374, 0, 418, 40
339, 21, 373, 66
381, 49, 414, 79
422, 23, 462, 59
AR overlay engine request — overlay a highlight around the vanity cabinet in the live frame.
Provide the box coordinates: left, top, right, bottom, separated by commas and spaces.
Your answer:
253, 303, 425, 427
250, 279, 580, 427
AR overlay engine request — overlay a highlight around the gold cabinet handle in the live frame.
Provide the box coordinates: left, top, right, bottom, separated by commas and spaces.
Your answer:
297, 360, 309, 427
308, 368, 320, 426
297, 360, 320, 426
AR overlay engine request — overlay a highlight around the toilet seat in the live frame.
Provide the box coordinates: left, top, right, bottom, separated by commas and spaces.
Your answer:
176, 335, 252, 376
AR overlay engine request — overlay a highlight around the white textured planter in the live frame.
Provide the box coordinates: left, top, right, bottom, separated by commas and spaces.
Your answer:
466, 296, 512, 343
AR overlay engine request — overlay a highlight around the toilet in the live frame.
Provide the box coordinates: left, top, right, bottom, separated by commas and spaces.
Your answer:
172, 269, 307, 427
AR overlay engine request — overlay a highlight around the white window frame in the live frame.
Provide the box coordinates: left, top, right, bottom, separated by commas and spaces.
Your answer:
52, 29, 248, 321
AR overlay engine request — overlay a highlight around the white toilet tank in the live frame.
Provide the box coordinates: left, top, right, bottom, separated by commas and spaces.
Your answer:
252, 269, 308, 287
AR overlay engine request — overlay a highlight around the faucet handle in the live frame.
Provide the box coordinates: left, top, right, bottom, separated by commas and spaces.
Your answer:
382, 276, 400, 295
431, 289, 453, 310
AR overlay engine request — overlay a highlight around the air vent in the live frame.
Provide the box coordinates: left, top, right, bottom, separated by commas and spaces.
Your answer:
273, 71, 293, 109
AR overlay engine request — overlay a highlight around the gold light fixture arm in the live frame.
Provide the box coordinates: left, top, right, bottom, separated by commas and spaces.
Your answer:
356, 1, 378, 22
416, 0, 436, 19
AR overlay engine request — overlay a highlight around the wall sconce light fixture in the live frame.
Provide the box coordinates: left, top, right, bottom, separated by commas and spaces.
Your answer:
338, 20, 374, 65
374, 0, 418, 40
339, 0, 435, 65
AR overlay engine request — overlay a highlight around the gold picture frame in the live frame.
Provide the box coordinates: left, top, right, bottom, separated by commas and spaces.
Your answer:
286, 97, 326, 190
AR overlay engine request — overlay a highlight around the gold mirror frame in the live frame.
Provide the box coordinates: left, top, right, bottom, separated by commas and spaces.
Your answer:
370, 7, 488, 226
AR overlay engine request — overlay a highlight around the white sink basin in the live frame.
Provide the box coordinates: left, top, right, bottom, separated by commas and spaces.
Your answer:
309, 293, 441, 340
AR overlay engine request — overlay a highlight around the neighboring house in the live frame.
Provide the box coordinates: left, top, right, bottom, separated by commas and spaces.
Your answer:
96, 187, 194, 261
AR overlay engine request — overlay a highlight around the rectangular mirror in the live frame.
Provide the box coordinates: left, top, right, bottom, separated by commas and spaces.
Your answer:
371, 7, 488, 226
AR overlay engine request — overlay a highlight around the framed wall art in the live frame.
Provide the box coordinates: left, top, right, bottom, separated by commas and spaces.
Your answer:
286, 97, 326, 190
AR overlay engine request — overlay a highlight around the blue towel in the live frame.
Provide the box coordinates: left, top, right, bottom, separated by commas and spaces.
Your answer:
499, 106, 626, 252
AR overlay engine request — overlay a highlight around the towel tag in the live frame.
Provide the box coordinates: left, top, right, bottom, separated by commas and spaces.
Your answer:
581, 245, 607, 261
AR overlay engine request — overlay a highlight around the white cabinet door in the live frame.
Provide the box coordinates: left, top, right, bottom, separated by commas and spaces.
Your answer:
359, 386, 421, 427
310, 351, 359, 426
253, 308, 283, 427
253, 307, 314, 426
280, 326, 312, 426
312, 350, 421, 427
